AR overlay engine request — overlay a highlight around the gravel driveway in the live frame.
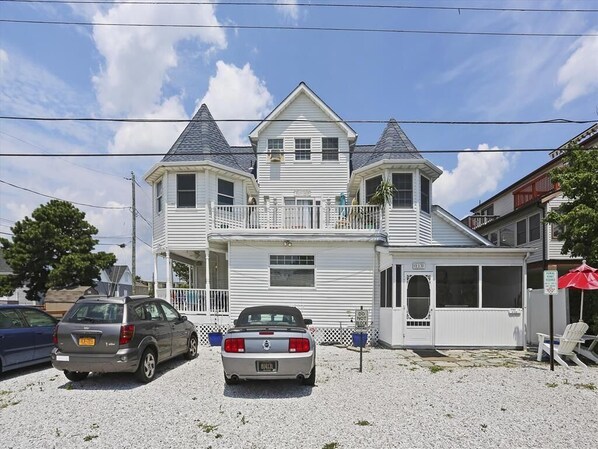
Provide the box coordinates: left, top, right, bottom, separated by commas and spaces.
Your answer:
1, 346, 597, 449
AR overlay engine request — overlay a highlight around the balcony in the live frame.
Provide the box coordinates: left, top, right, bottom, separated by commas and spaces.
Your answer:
156, 288, 229, 316
465, 214, 501, 230
210, 204, 384, 233
513, 172, 558, 209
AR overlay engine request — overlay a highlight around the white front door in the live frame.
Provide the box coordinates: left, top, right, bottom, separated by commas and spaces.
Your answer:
404, 273, 433, 347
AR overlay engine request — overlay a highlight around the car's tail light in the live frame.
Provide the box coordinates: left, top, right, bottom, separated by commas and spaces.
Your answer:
52, 324, 59, 345
224, 338, 245, 353
289, 338, 310, 353
119, 324, 135, 345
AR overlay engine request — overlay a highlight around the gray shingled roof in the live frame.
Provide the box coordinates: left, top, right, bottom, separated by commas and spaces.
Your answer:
162, 104, 255, 174
351, 119, 422, 171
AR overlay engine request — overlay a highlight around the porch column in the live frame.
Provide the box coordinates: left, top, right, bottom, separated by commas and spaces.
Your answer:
166, 250, 172, 303
205, 249, 211, 318
153, 252, 159, 297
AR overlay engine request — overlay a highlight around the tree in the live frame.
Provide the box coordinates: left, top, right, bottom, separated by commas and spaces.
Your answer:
0, 200, 117, 301
545, 146, 598, 265
172, 261, 190, 286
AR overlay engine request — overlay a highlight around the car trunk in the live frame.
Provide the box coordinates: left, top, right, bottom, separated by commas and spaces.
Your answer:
57, 322, 123, 355
227, 327, 309, 353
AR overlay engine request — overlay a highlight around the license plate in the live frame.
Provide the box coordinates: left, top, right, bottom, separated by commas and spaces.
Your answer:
257, 361, 277, 372
79, 337, 96, 346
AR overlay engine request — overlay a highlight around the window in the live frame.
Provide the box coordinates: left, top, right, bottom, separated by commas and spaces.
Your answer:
268, 138, 284, 160
218, 179, 234, 205
295, 138, 311, 160
516, 219, 527, 245
322, 137, 339, 161
380, 267, 392, 308
499, 223, 515, 247
20, 309, 56, 327
143, 302, 165, 321
482, 267, 522, 308
365, 176, 382, 204
270, 255, 315, 287
177, 173, 196, 208
489, 232, 498, 245
420, 176, 430, 213
529, 213, 541, 241
392, 173, 413, 208
62, 303, 124, 324
395, 265, 402, 307
481, 205, 494, 216
0, 309, 26, 329
160, 302, 180, 321
156, 180, 163, 213
436, 266, 479, 308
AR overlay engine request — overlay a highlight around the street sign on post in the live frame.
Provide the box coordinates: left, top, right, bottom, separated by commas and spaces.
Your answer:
543, 270, 558, 296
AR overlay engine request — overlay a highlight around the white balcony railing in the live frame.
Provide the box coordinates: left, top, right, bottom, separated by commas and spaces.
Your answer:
211, 204, 383, 232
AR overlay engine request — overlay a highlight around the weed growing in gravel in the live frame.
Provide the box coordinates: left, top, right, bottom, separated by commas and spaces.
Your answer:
0, 390, 12, 395
55, 428, 61, 437
91, 423, 99, 430
445, 414, 454, 419
83, 435, 98, 442
500, 407, 507, 412
355, 420, 371, 426
429, 366, 444, 373
574, 383, 596, 391
322, 443, 339, 449
196, 421, 219, 433
546, 382, 558, 388
481, 424, 488, 432
65, 383, 74, 391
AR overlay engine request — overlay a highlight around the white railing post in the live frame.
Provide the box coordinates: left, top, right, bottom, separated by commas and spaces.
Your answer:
165, 250, 172, 304
205, 250, 211, 318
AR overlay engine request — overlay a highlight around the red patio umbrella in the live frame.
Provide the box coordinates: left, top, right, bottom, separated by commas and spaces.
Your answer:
558, 260, 598, 321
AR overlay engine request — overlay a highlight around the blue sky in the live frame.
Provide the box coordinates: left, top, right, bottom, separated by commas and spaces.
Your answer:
1, 0, 597, 280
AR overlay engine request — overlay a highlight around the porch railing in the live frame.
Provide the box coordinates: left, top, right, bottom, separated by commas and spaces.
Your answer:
513, 172, 558, 209
465, 214, 501, 230
156, 288, 229, 315
211, 204, 383, 231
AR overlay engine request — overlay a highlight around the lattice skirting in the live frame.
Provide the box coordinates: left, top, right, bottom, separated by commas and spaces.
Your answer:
196, 324, 379, 347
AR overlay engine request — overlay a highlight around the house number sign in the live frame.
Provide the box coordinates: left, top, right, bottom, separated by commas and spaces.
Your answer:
412, 262, 426, 270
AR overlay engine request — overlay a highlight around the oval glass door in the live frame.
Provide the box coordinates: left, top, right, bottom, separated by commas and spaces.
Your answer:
406, 275, 431, 324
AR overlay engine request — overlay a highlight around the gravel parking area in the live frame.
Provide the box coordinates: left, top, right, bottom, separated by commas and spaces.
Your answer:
1, 346, 597, 449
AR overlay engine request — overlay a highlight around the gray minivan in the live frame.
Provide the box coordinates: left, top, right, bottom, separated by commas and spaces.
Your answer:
51, 295, 198, 383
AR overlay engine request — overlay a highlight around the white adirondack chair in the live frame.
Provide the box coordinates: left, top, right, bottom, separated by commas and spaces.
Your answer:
575, 335, 598, 364
536, 321, 589, 368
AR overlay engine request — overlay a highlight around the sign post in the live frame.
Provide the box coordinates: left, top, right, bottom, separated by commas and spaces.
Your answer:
543, 270, 559, 371
355, 307, 368, 373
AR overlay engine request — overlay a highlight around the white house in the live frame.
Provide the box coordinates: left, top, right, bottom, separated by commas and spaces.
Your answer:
144, 83, 529, 348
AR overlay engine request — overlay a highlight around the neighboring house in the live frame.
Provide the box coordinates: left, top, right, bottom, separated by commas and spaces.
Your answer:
95, 265, 134, 297
0, 249, 32, 305
464, 124, 598, 289
144, 82, 529, 348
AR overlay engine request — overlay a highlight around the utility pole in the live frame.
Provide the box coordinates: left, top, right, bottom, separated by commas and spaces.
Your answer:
131, 171, 136, 295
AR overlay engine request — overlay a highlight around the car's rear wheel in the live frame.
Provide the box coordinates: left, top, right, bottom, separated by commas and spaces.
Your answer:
302, 366, 316, 386
135, 348, 157, 383
224, 372, 238, 385
184, 334, 198, 360
64, 370, 89, 382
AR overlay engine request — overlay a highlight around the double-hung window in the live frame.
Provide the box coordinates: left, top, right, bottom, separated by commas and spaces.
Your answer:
392, 173, 413, 208
217, 179, 234, 205
270, 255, 315, 287
156, 180, 163, 213
516, 219, 527, 245
529, 213, 541, 241
295, 138, 311, 160
420, 176, 430, 213
177, 174, 196, 208
322, 137, 339, 161
268, 138, 284, 160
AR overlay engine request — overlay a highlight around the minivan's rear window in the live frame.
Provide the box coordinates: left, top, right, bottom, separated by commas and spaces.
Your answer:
62, 303, 123, 324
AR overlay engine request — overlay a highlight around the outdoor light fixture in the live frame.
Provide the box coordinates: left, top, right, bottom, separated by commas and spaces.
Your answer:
283, 240, 292, 247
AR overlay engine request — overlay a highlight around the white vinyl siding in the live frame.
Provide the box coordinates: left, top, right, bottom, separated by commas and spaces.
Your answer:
547, 195, 576, 260
431, 212, 479, 246
229, 242, 375, 326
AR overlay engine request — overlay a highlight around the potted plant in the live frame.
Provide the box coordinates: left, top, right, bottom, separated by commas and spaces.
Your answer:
365, 180, 395, 228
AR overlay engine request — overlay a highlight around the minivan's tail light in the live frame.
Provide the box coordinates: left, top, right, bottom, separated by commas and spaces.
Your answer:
288, 338, 310, 353
52, 324, 59, 345
119, 324, 135, 345
224, 338, 245, 353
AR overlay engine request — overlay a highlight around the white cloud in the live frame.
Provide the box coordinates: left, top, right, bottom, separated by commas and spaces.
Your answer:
92, 2, 227, 115
198, 61, 273, 145
554, 34, 598, 109
275, 0, 299, 21
433, 144, 511, 210
0, 48, 8, 76
109, 96, 188, 153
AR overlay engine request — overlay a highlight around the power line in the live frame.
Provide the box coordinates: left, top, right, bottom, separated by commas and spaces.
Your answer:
2, 0, 596, 13
0, 116, 594, 125
1, 18, 596, 38
2, 148, 597, 157
137, 236, 152, 249
0, 179, 130, 209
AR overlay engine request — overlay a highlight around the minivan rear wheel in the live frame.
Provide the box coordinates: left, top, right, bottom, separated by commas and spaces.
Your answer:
184, 335, 198, 360
135, 348, 157, 383
64, 370, 89, 382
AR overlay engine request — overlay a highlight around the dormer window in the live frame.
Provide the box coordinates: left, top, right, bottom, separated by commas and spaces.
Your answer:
268, 138, 284, 161
392, 173, 413, 208
322, 137, 339, 161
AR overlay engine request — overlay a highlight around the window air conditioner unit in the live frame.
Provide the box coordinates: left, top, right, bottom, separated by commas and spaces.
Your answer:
268, 150, 283, 162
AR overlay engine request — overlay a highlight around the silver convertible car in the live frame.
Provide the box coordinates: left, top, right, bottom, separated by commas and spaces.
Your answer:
221, 305, 316, 386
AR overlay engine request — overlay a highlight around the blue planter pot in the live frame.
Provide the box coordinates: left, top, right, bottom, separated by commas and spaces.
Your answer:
208, 332, 223, 346
352, 332, 367, 348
